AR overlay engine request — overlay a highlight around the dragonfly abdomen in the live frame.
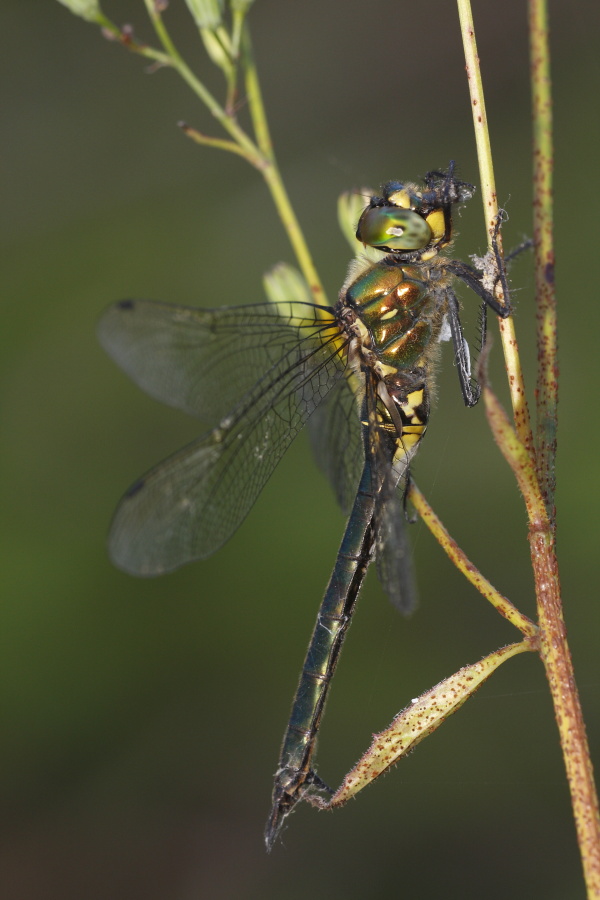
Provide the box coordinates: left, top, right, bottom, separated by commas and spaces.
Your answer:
369, 371, 431, 483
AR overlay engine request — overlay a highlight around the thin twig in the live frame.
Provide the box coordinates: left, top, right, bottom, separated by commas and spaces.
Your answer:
102, 3, 328, 309
142, 0, 262, 163
179, 122, 254, 160
98, 16, 173, 66
409, 483, 537, 638
241, 26, 328, 306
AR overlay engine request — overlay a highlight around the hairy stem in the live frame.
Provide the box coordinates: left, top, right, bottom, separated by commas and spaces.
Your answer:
533, 529, 600, 897
409, 483, 537, 637
457, 0, 535, 461
458, 2, 600, 893
528, 0, 558, 523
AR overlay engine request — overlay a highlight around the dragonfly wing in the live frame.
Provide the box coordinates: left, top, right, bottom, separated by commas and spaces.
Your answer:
108, 321, 348, 576
98, 299, 337, 427
307, 373, 364, 515
375, 490, 418, 615
360, 369, 419, 615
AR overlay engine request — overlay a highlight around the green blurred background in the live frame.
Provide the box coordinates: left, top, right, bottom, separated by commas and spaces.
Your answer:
2, 1, 599, 897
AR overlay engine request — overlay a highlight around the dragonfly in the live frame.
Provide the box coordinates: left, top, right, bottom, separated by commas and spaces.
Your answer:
98, 162, 511, 850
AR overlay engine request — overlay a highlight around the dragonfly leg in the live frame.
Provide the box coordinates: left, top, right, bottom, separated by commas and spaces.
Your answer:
443, 258, 511, 318
401, 468, 418, 525
443, 212, 513, 319
265, 765, 333, 850
505, 237, 534, 264
446, 289, 481, 407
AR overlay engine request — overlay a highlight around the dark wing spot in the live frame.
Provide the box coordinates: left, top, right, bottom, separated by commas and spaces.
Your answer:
124, 477, 146, 498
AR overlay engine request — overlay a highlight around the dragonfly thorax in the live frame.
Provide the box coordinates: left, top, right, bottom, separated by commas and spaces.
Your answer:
341, 258, 445, 371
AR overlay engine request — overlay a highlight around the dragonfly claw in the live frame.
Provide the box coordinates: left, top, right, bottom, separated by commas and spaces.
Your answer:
264, 769, 333, 851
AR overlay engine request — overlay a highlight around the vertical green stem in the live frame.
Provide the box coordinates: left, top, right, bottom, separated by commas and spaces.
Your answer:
141, 5, 328, 306
528, 0, 558, 523
532, 530, 600, 898
528, 4, 600, 894
457, 3, 600, 894
260, 163, 328, 307
409, 482, 537, 637
242, 26, 328, 306
242, 28, 274, 159
456, 0, 536, 461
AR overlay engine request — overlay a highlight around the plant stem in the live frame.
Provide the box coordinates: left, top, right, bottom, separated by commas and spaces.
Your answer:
242, 26, 328, 306
142, 0, 262, 163
179, 122, 254, 160
528, 4, 599, 892
456, 0, 535, 462
483, 386, 548, 526
97, 15, 173, 66
528, 0, 558, 523
242, 28, 273, 159
142, 5, 328, 307
533, 531, 600, 897
457, 2, 600, 893
259, 164, 328, 306
409, 483, 537, 637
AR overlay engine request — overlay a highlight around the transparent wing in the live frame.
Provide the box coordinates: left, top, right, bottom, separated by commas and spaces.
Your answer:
361, 372, 418, 616
98, 298, 338, 427
375, 490, 418, 615
307, 372, 364, 515
100, 299, 349, 576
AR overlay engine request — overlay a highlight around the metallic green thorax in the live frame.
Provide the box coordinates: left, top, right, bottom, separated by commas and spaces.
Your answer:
344, 261, 440, 369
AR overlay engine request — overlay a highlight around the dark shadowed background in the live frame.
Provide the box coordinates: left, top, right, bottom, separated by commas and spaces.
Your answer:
2, 1, 599, 897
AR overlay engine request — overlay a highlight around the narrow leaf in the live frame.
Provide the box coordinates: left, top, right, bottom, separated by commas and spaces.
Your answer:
184, 0, 223, 29
337, 189, 379, 263
263, 262, 311, 305
56, 0, 103, 22
316, 641, 533, 808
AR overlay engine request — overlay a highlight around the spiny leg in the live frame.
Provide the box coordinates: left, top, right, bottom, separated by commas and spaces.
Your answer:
506, 237, 534, 264
446, 289, 481, 407
443, 212, 513, 318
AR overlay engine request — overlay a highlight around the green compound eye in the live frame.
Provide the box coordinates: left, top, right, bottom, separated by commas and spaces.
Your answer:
356, 206, 432, 251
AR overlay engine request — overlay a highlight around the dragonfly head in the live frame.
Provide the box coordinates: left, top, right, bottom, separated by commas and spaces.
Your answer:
355, 162, 475, 263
